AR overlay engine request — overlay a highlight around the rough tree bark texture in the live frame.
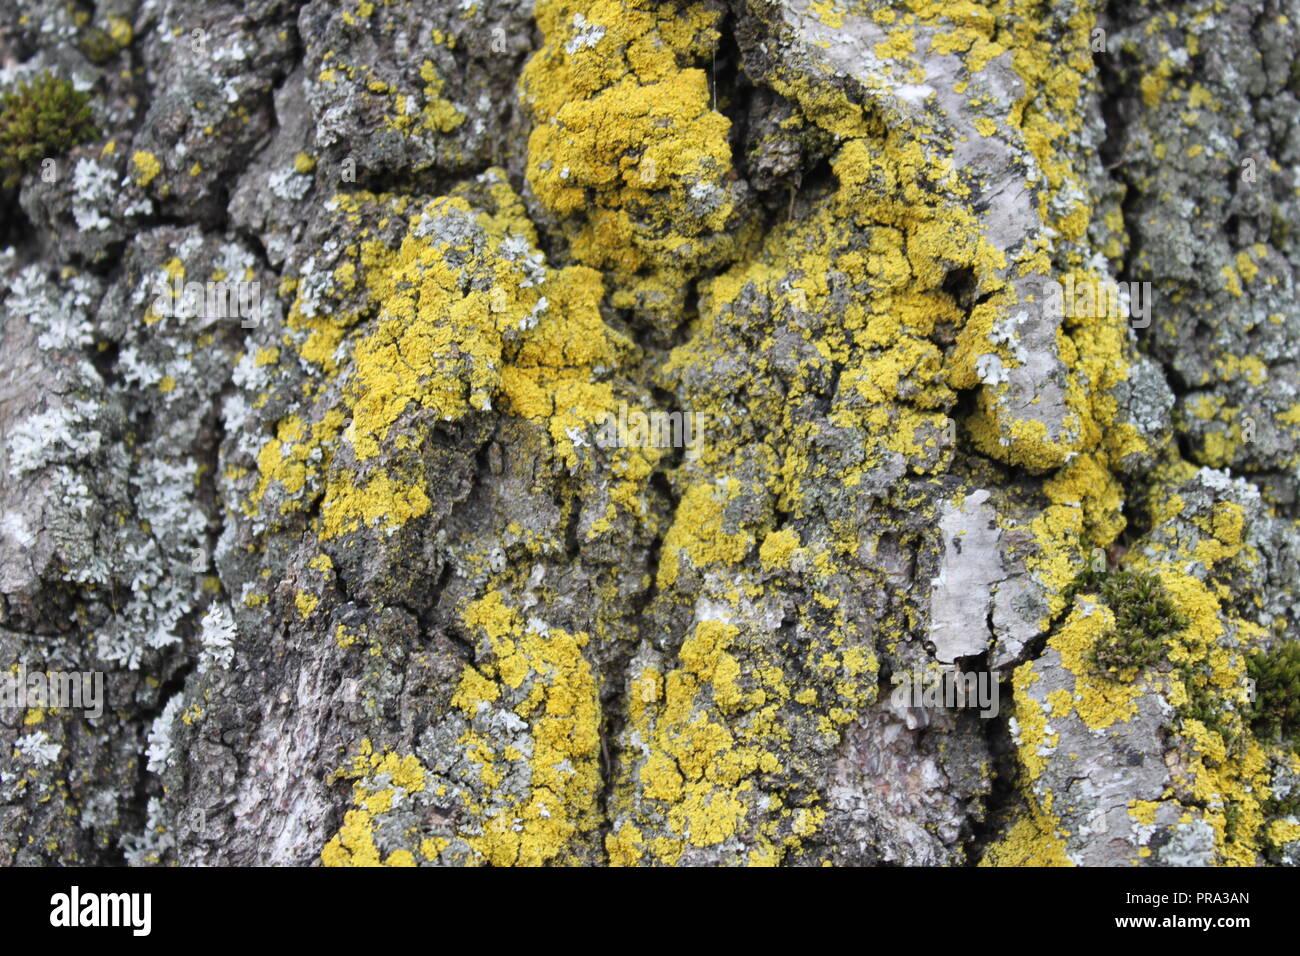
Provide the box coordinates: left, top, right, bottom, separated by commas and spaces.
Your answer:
1, 0, 1299, 866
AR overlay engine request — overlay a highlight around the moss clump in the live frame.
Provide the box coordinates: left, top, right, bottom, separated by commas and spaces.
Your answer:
0, 72, 98, 189
79, 28, 124, 65
1246, 641, 1300, 743
1064, 567, 1188, 679
1264, 786, 1300, 822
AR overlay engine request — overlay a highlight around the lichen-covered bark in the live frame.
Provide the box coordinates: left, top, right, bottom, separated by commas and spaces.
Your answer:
2, 0, 1298, 867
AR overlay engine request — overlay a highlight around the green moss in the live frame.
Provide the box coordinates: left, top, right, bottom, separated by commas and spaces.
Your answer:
1065, 567, 1188, 679
1181, 689, 1237, 744
1223, 800, 1243, 844
1264, 786, 1300, 822
79, 28, 124, 66
0, 72, 98, 189
1246, 641, 1300, 743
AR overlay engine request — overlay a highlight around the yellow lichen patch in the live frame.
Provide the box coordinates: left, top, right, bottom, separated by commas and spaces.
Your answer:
1128, 799, 1161, 826
449, 592, 603, 866
295, 590, 319, 620
1025, 503, 1084, 624
979, 808, 1074, 866
107, 15, 133, 45
248, 409, 347, 520
1010, 661, 1054, 781
1267, 818, 1300, 847
607, 580, 876, 865
321, 743, 428, 867
320, 473, 431, 540
678, 620, 751, 712
386, 60, 466, 135
331, 184, 614, 465
617, 646, 788, 861
251, 176, 639, 543
496, 263, 635, 470
759, 527, 801, 570
889, 4, 1133, 476
1049, 601, 1144, 731
605, 821, 644, 866
132, 150, 161, 186
1171, 720, 1271, 866
657, 481, 753, 587
346, 211, 512, 450
520, 0, 750, 321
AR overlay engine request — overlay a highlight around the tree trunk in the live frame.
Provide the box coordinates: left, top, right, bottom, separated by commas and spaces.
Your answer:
2, 0, 1298, 867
